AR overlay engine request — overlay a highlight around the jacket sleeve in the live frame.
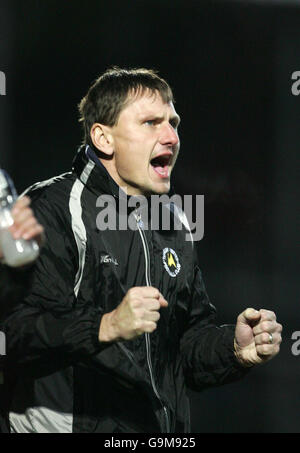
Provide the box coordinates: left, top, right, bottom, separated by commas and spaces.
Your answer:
0, 192, 105, 367
180, 251, 250, 391
0, 263, 35, 319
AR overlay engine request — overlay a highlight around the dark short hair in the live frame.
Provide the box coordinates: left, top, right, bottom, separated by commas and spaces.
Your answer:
78, 66, 174, 146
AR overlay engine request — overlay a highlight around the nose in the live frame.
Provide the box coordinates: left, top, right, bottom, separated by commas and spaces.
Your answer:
159, 122, 179, 147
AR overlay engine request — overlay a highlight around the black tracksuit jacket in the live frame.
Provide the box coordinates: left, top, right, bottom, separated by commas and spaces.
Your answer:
0, 265, 34, 319
0, 263, 34, 432
0, 145, 248, 433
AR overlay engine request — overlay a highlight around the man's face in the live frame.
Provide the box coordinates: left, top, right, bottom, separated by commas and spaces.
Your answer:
108, 90, 180, 196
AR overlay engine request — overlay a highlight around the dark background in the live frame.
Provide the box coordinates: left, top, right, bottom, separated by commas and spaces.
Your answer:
0, 0, 299, 432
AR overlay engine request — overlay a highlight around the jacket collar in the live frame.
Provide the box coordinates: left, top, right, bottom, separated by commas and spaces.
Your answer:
72, 145, 122, 198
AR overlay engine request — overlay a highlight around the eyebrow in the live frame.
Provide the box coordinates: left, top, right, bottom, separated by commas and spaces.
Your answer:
140, 113, 181, 126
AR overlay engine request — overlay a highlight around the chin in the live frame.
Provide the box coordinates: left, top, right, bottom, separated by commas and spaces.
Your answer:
138, 179, 170, 196
151, 183, 170, 195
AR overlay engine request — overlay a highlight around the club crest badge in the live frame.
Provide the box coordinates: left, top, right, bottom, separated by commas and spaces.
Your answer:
162, 248, 181, 277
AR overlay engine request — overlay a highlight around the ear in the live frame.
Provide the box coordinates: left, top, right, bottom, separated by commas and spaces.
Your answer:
90, 123, 114, 156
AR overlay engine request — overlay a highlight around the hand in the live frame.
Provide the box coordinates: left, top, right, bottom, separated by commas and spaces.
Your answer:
0, 196, 44, 260
9, 196, 44, 244
234, 308, 282, 367
99, 286, 168, 342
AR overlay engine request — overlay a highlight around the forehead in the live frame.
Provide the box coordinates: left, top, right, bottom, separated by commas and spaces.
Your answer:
118, 89, 178, 120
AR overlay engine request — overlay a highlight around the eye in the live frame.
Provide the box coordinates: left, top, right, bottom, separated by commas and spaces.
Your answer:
144, 119, 156, 126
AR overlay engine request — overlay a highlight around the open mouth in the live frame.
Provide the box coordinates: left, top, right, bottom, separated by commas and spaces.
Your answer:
150, 153, 172, 179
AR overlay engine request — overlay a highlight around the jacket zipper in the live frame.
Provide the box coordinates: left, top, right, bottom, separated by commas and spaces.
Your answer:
135, 211, 171, 433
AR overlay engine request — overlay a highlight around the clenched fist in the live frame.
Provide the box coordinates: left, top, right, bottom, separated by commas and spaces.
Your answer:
99, 286, 168, 342
234, 308, 282, 367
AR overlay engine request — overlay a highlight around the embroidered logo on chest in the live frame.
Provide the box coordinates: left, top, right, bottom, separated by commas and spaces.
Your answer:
162, 248, 181, 277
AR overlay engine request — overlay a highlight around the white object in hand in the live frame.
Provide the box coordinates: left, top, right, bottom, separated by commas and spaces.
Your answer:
0, 169, 40, 267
